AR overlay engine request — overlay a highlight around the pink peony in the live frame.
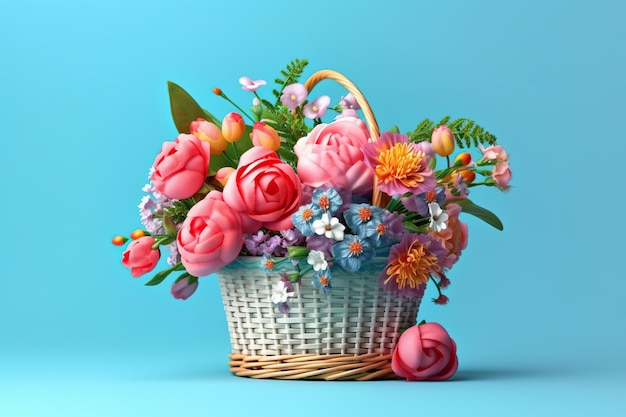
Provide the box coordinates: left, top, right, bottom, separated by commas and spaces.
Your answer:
429, 203, 468, 270
223, 147, 302, 232
122, 236, 161, 277
293, 117, 373, 197
177, 191, 243, 277
150, 134, 211, 200
391, 322, 458, 381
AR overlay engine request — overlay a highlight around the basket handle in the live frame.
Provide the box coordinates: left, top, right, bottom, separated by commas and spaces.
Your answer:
302, 69, 380, 141
302, 69, 389, 207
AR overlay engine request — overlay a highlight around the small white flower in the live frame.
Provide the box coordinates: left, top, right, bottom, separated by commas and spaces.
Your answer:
307, 250, 328, 272
428, 202, 449, 232
270, 281, 294, 304
312, 213, 345, 241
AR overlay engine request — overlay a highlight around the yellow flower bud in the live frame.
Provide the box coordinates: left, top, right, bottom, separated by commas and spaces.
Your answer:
431, 125, 455, 157
222, 112, 246, 143
190, 118, 228, 155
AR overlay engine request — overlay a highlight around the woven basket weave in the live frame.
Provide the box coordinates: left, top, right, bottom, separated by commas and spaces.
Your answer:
218, 70, 418, 380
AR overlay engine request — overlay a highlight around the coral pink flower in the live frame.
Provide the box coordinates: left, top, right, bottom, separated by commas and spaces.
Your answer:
363, 132, 436, 197
223, 147, 302, 232
150, 134, 211, 200
293, 117, 373, 197
392, 322, 458, 381
122, 236, 161, 277
177, 191, 243, 277
429, 203, 468, 270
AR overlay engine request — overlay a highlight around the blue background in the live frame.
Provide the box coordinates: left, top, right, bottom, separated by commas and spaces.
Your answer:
1, 0, 625, 415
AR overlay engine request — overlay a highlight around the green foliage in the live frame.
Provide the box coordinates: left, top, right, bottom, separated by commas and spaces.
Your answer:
451, 198, 504, 230
164, 198, 195, 224
407, 116, 497, 148
270, 58, 309, 107
168, 81, 220, 133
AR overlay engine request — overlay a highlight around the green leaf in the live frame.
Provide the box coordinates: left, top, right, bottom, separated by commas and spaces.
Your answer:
287, 246, 310, 258
452, 199, 504, 231
167, 81, 219, 133
145, 269, 173, 286
209, 124, 254, 171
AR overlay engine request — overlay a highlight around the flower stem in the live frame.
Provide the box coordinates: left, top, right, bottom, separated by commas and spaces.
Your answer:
217, 92, 255, 123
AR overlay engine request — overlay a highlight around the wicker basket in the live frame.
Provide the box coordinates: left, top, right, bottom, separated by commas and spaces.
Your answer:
218, 257, 421, 380
218, 70, 418, 380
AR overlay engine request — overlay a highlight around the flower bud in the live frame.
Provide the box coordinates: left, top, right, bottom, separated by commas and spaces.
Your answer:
454, 152, 472, 167
171, 276, 199, 300
250, 121, 281, 151
431, 125, 455, 157
221, 112, 245, 143
215, 166, 235, 187
212, 87, 222, 95
190, 118, 228, 155
112, 235, 128, 246
457, 169, 476, 183
130, 229, 146, 240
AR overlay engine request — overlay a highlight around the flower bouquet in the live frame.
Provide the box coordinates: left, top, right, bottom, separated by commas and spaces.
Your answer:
112, 59, 511, 380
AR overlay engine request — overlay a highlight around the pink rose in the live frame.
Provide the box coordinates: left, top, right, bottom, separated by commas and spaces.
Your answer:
293, 117, 373, 197
223, 146, 302, 232
430, 203, 468, 270
121, 236, 161, 277
392, 322, 458, 381
150, 134, 211, 200
177, 191, 243, 277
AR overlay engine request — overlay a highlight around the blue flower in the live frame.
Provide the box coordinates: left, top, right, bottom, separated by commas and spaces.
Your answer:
312, 268, 332, 295
291, 204, 322, 236
332, 234, 376, 272
311, 188, 343, 214
260, 253, 276, 273
343, 203, 383, 238
410, 187, 446, 216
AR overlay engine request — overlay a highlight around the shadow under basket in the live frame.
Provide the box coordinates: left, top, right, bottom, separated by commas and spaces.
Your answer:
218, 257, 421, 381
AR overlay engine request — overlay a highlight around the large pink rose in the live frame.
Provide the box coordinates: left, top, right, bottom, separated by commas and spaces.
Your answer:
293, 117, 373, 197
122, 236, 161, 277
223, 147, 302, 232
150, 134, 211, 200
430, 203, 468, 270
177, 191, 243, 277
392, 322, 458, 381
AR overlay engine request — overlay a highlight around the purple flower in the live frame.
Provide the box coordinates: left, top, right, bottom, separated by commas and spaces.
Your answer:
335, 109, 359, 120
239, 76, 267, 92
280, 83, 308, 110
303, 95, 331, 119
382, 210, 406, 240
171, 276, 198, 300
305, 234, 334, 261
453, 173, 469, 198
403, 186, 446, 216
340, 93, 360, 110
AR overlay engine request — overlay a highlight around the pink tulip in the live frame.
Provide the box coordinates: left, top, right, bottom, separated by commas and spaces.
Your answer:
221, 112, 245, 143
121, 236, 161, 278
190, 118, 227, 155
431, 125, 455, 157
150, 134, 211, 200
250, 122, 281, 151
392, 322, 458, 381
177, 191, 243, 277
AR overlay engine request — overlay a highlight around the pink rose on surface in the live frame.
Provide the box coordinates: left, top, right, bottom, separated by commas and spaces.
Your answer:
177, 191, 243, 277
150, 134, 211, 200
430, 203, 468, 270
392, 322, 458, 381
293, 117, 373, 197
122, 236, 161, 277
223, 147, 302, 232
